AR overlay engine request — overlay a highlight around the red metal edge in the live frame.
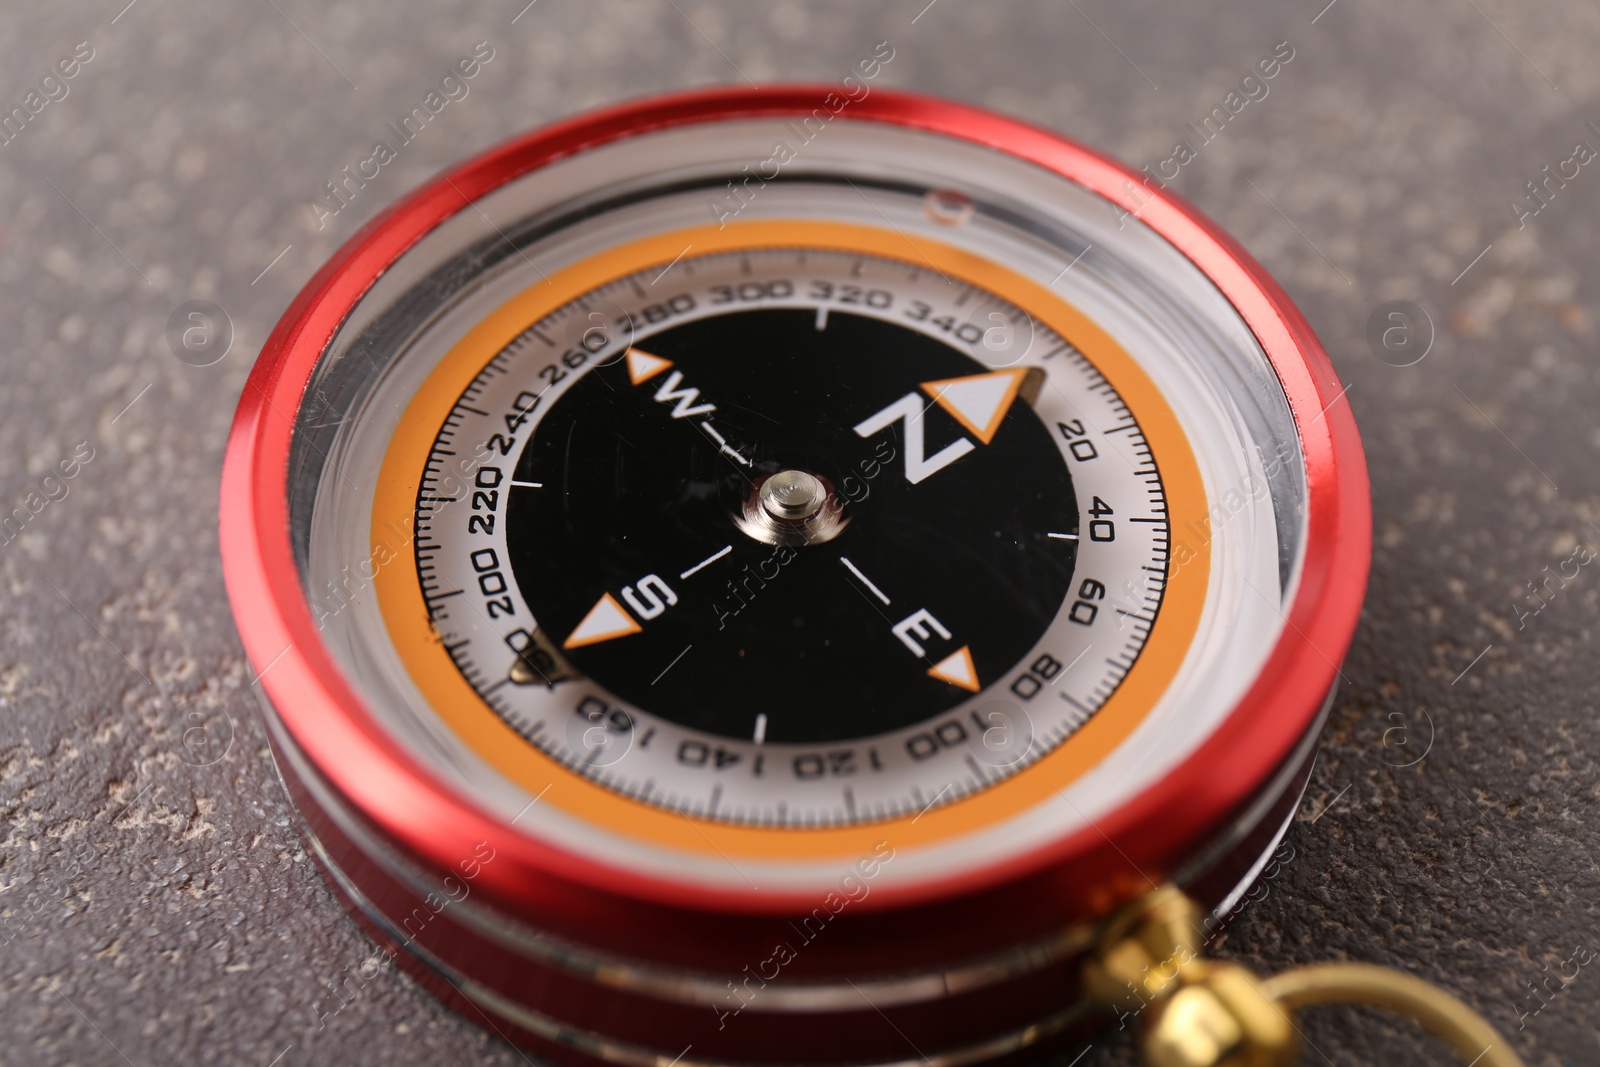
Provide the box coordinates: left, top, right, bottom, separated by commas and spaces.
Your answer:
219, 86, 1370, 934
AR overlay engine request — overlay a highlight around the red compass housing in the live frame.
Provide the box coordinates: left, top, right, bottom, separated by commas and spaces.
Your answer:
221, 86, 1369, 1066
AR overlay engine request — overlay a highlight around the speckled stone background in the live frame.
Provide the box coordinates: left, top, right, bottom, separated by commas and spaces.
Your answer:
2, 1, 1598, 1064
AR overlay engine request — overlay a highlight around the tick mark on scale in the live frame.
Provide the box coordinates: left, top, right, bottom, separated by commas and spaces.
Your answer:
815, 306, 829, 330
680, 545, 733, 579
753, 713, 768, 744
1047, 532, 1079, 541
699, 421, 752, 466
840, 557, 891, 605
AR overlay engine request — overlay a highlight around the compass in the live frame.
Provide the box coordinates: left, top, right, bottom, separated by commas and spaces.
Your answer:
221, 87, 1370, 1066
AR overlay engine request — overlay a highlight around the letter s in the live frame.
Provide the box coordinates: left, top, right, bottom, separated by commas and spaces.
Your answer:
622, 574, 678, 620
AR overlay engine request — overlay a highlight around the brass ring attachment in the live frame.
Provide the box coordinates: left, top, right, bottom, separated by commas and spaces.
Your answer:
1082, 886, 1526, 1067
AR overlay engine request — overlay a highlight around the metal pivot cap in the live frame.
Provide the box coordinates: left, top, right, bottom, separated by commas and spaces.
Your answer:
760, 470, 827, 521
738, 469, 848, 547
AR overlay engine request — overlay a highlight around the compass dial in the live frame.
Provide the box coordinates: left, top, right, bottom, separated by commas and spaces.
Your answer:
507, 297, 1080, 745
382, 239, 1186, 828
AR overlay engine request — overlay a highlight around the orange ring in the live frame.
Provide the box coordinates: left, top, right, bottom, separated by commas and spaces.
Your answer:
372, 219, 1209, 861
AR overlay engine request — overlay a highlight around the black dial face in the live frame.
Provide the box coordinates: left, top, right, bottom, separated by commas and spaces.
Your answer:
505, 307, 1079, 745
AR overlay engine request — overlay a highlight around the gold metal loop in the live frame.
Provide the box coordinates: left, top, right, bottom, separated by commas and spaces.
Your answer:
1259, 963, 1526, 1067
1083, 887, 1528, 1067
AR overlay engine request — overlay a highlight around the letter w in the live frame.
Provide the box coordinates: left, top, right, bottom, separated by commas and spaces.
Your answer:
853, 393, 973, 484
654, 371, 716, 418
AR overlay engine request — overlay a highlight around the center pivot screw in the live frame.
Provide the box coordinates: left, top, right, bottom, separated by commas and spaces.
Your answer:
760, 470, 827, 521
737, 468, 848, 547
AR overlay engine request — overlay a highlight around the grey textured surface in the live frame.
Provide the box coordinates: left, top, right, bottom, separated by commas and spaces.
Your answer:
1, 1, 1598, 1064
